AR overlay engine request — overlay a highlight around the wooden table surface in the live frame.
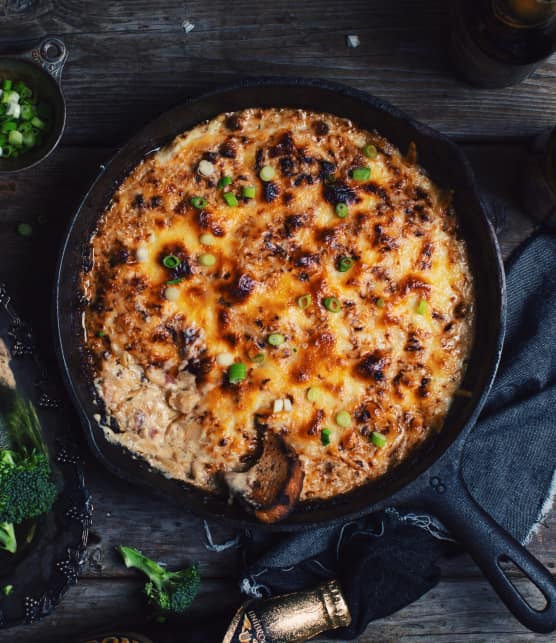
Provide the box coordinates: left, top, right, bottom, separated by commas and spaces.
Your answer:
1, 2, 555, 641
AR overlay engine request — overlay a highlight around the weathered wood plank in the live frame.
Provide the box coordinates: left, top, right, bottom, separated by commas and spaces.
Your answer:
4, 574, 555, 642
0, 2, 554, 143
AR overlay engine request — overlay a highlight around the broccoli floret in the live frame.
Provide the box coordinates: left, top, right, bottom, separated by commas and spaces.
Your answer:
0, 522, 16, 554
117, 546, 200, 614
0, 397, 58, 555
0, 450, 57, 525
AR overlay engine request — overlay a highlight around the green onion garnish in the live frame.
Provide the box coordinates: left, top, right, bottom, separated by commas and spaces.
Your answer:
416, 299, 428, 315
371, 431, 387, 448
162, 254, 180, 269
223, 192, 238, 207
321, 428, 331, 446
259, 166, 275, 182
335, 203, 349, 218
166, 277, 184, 285
338, 256, 354, 272
8, 130, 22, 146
250, 352, 265, 363
306, 387, 323, 403
199, 233, 216, 246
242, 185, 256, 199
199, 253, 216, 267
190, 196, 208, 209
217, 176, 233, 190
335, 410, 351, 428
96, 331, 106, 338
362, 144, 378, 159
2, 585, 13, 596
1, 120, 16, 133
352, 166, 371, 181
323, 297, 341, 313
268, 333, 285, 347
376, 298, 385, 308
16, 223, 32, 237
30, 116, 45, 130
2, 80, 12, 91
297, 294, 312, 309
228, 362, 247, 384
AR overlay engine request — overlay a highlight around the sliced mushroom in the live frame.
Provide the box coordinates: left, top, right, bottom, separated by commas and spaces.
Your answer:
224, 430, 304, 523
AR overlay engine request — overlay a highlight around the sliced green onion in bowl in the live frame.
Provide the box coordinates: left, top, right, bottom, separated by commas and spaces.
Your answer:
2, 80, 12, 91
297, 294, 312, 309
268, 333, 285, 347
223, 192, 238, 207
190, 196, 208, 209
199, 233, 216, 246
362, 144, 378, 159
335, 203, 349, 218
335, 410, 351, 428
306, 386, 323, 403
199, 253, 216, 267
242, 185, 256, 199
162, 254, 180, 269
259, 166, 275, 182
7, 130, 22, 146
337, 256, 355, 272
321, 428, 332, 446
228, 362, 247, 384
416, 299, 428, 315
323, 296, 342, 313
31, 116, 45, 130
352, 166, 371, 181
217, 176, 233, 190
371, 431, 387, 448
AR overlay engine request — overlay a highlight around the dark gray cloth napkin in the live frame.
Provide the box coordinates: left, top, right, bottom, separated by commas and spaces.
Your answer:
234, 231, 556, 639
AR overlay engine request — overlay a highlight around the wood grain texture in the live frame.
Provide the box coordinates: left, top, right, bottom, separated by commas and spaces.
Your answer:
0, 1, 555, 143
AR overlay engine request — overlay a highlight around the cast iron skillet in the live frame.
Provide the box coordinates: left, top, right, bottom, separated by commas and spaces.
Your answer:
54, 78, 556, 632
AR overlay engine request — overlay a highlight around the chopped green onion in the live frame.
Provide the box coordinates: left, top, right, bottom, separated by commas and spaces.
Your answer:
268, 333, 285, 347
162, 254, 180, 269
2, 584, 13, 596
1, 120, 16, 133
199, 253, 216, 267
217, 175, 233, 190
22, 131, 36, 148
321, 428, 331, 446
228, 362, 247, 383
2, 144, 14, 158
297, 294, 312, 309
2, 80, 12, 91
306, 386, 323, 403
250, 352, 265, 363
335, 410, 352, 428
352, 166, 371, 181
199, 233, 216, 246
335, 203, 349, 218
259, 165, 275, 182
8, 130, 22, 146
362, 144, 378, 159
371, 431, 387, 448
166, 277, 184, 285
416, 299, 428, 315
323, 297, 342, 313
242, 185, 256, 199
376, 297, 385, 308
338, 256, 355, 273
223, 192, 238, 207
190, 196, 208, 209
31, 116, 45, 130
96, 331, 106, 338
20, 104, 34, 121
16, 223, 32, 237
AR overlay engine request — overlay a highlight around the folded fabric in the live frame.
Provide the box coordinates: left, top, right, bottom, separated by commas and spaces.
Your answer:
237, 231, 556, 639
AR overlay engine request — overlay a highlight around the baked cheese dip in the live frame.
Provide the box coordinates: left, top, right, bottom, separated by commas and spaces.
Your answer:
80, 108, 474, 505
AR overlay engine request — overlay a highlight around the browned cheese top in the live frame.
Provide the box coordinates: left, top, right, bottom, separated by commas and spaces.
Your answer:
80, 108, 474, 501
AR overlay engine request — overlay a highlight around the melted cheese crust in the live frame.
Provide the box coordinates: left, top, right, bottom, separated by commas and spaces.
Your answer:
80, 108, 474, 501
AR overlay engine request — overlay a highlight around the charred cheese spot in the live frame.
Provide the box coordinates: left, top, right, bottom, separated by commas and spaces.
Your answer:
80, 108, 474, 502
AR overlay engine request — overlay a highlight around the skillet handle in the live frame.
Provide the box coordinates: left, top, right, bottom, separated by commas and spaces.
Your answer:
429, 475, 556, 633
22, 38, 68, 84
